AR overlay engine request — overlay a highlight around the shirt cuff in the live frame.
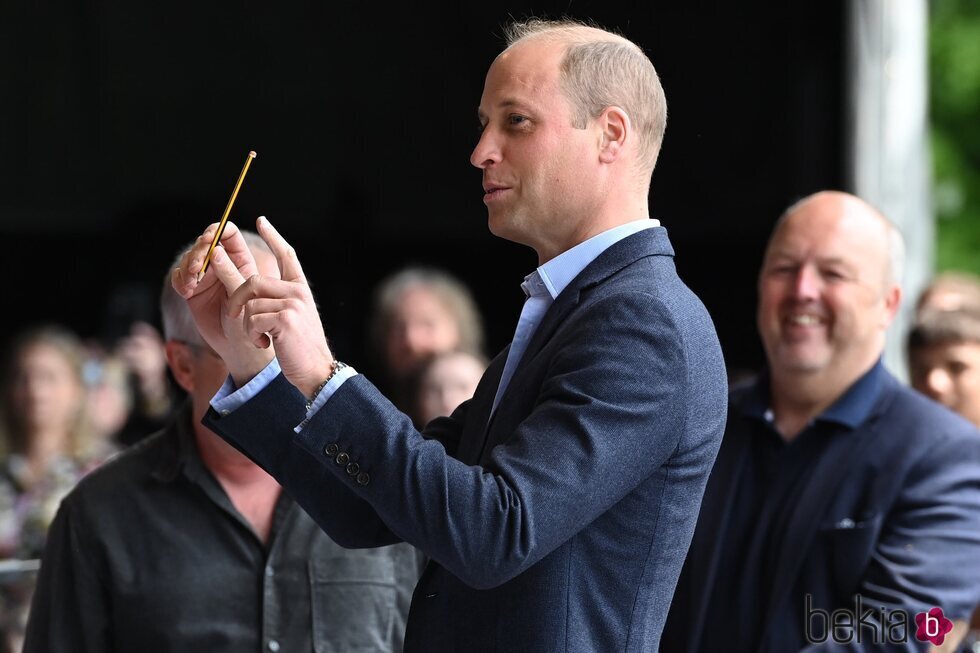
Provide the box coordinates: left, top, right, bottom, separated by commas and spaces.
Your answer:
294, 364, 359, 433
211, 358, 283, 415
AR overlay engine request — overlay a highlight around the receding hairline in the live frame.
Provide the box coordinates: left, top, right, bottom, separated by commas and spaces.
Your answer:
503, 19, 635, 50
496, 18, 665, 177
489, 25, 634, 84
771, 192, 895, 249
766, 191, 905, 285
500, 22, 641, 71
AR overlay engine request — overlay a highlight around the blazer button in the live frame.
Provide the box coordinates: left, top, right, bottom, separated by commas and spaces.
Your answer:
325, 443, 339, 456
346, 462, 360, 476
356, 472, 371, 486
335, 452, 350, 466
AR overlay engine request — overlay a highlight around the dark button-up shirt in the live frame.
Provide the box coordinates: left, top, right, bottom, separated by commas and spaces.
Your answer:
24, 403, 423, 653
700, 361, 885, 653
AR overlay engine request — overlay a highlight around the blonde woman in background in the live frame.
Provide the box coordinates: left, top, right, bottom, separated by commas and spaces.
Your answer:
0, 325, 114, 651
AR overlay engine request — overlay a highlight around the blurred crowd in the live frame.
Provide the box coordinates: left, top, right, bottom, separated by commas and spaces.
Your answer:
0, 263, 490, 651
0, 321, 175, 649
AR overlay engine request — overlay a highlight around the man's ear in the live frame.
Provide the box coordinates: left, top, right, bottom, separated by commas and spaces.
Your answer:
164, 341, 195, 394
881, 284, 903, 329
597, 106, 630, 164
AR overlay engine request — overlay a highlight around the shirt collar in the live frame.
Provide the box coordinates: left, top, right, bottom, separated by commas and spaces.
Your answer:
819, 359, 886, 427
533, 219, 659, 300
151, 400, 200, 483
741, 359, 886, 430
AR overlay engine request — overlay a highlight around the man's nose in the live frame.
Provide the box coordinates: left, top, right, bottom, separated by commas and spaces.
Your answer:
792, 266, 821, 300
470, 129, 501, 169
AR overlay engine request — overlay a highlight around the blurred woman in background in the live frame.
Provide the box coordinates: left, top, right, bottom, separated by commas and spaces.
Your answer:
415, 350, 488, 427
0, 325, 114, 651
369, 267, 486, 417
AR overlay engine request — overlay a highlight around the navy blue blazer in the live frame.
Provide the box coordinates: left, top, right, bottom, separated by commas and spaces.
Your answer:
206, 228, 728, 652
663, 369, 980, 652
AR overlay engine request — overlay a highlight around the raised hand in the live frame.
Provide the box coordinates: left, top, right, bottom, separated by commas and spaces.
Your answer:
116, 321, 170, 414
226, 216, 335, 399
171, 221, 275, 384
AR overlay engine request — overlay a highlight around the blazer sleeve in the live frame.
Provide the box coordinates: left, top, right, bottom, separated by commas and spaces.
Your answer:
802, 419, 980, 652
208, 290, 715, 588
205, 372, 475, 549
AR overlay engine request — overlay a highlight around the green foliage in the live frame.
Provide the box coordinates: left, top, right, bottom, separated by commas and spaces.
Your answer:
931, 0, 980, 274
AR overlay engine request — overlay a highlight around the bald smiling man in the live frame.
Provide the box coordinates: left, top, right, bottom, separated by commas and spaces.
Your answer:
663, 191, 980, 652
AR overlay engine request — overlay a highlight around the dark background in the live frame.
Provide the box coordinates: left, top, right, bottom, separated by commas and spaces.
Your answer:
0, 1, 847, 376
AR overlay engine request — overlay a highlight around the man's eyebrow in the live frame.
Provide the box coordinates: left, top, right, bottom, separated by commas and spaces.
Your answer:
805, 256, 862, 273
477, 99, 529, 122
764, 249, 798, 262
766, 252, 856, 270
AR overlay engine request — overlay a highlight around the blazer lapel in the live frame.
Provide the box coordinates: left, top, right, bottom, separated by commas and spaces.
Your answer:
761, 400, 890, 632
455, 346, 508, 464
486, 227, 676, 437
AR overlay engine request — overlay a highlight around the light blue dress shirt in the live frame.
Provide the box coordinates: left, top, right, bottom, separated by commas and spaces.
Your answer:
212, 358, 359, 433
212, 218, 659, 431
490, 218, 658, 415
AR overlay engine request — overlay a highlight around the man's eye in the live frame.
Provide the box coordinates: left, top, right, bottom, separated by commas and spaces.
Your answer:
508, 114, 527, 126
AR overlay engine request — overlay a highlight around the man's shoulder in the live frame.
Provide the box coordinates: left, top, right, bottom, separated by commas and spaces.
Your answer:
584, 250, 710, 329
874, 375, 980, 446
64, 429, 171, 509
572, 227, 674, 293
725, 370, 980, 440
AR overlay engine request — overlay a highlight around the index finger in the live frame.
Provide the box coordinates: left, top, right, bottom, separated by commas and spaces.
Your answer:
256, 216, 307, 284
172, 221, 257, 299
209, 221, 258, 280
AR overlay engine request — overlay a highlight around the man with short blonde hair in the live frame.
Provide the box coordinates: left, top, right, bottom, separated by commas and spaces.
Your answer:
503, 19, 667, 174
173, 18, 726, 653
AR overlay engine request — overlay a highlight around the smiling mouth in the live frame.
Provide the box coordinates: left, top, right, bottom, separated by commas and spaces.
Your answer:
786, 315, 824, 327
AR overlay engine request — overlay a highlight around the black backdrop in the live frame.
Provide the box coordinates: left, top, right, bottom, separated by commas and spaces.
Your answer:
0, 1, 847, 376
